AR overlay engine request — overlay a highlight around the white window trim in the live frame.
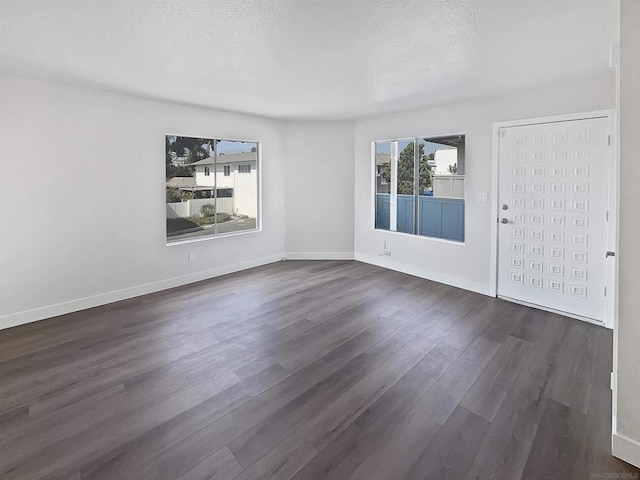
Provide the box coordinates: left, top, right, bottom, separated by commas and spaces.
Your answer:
371, 133, 466, 242
165, 134, 262, 245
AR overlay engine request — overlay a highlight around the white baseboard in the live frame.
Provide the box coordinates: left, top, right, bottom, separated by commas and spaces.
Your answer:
613, 432, 640, 468
284, 252, 354, 260
0, 254, 284, 331
353, 252, 490, 296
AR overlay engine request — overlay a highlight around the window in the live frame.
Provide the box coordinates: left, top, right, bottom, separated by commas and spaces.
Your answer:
238, 164, 251, 174
166, 135, 259, 243
374, 134, 465, 242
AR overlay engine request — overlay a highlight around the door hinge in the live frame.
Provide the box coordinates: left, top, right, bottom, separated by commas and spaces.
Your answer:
606, 210, 609, 222
604, 286, 607, 297
607, 134, 612, 146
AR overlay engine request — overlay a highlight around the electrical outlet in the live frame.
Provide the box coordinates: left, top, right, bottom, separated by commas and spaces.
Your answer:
188, 252, 196, 262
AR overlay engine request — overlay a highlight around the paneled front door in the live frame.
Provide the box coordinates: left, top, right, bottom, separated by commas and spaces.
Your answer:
497, 117, 612, 323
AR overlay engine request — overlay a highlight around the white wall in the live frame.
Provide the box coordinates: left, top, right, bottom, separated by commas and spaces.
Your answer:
0, 76, 286, 329
0, 74, 620, 332
193, 165, 214, 187
284, 121, 355, 259
613, 0, 640, 468
232, 165, 258, 218
354, 76, 616, 295
166, 198, 235, 219
433, 148, 457, 175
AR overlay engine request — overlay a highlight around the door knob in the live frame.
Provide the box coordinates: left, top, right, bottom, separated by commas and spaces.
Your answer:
502, 204, 509, 210
500, 218, 508, 224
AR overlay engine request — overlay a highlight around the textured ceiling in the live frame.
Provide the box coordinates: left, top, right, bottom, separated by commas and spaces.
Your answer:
0, 0, 619, 120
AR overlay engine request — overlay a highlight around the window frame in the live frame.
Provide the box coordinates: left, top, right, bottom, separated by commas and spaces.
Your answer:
238, 164, 251, 174
165, 134, 262, 246
223, 165, 231, 176
371, 133, 466, 244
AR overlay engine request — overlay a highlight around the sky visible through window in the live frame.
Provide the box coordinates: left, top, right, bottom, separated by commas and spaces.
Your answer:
166, 136, 255, 156
218, 140, 255, 155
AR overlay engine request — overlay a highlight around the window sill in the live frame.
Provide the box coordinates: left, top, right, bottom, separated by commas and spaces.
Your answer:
166, 227, 261, 246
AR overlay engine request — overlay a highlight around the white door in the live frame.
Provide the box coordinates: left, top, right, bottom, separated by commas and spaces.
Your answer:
497, 117, 611, 323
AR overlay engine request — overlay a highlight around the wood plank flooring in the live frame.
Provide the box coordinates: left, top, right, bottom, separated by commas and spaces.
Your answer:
0, 260, 638, 480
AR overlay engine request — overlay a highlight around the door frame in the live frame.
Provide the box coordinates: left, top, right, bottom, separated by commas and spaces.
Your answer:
489, 110, 617, 329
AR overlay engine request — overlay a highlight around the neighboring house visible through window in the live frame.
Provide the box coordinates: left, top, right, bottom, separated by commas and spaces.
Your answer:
165, 136, 260, 243
374, 134, 465, 242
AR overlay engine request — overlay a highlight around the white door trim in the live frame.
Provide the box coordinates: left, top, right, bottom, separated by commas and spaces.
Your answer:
489, 109, 617, 329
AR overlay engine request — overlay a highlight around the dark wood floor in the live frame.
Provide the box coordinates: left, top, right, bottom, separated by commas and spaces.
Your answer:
0, 261, 638, 480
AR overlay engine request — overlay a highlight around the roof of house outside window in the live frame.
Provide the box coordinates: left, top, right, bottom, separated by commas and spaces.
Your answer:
187, 151, 257, 166
166, 176, 197, 189
375, 153, 390, 166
